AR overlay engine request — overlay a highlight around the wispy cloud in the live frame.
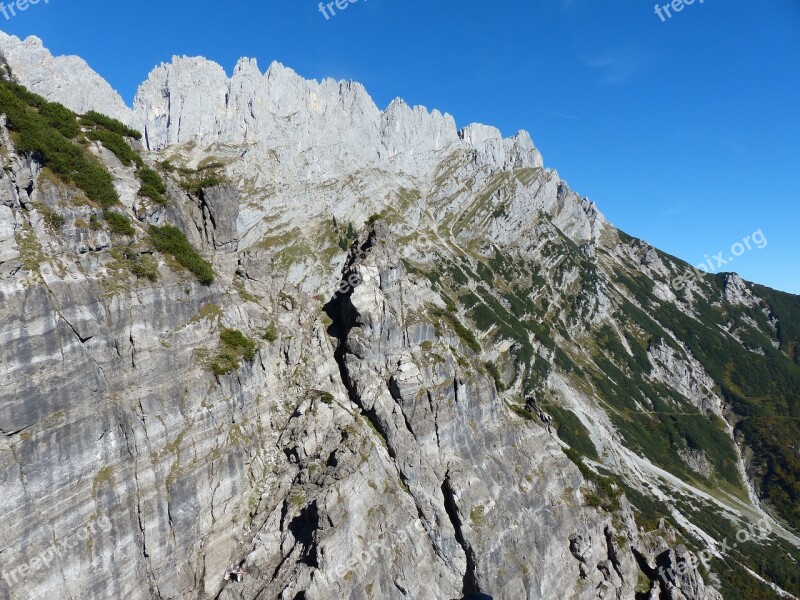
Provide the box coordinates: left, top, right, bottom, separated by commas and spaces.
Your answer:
529, 107, 579, 120
585, 49, 645, 86
659, 205, 689, 218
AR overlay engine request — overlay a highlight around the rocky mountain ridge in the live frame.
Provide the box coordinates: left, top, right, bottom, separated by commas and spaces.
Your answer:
0, 30, 799, 600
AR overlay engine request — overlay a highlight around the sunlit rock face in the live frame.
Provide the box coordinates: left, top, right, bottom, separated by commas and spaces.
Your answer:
0, 32, 796, 600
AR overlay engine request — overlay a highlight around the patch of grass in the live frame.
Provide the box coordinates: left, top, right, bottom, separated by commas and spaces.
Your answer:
92, 465, 116, 498
262, 324, 278, 342
191, 303, 223, 323
148, 225, 215, 285
545, 404, 599, 461
563, 447, 621, 512
180, 176, 222, 194
484, 360, 506, 391
122, 248, 158, 281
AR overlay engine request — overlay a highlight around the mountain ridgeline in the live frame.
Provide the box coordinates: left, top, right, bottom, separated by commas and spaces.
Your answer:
0, 31, 798, 600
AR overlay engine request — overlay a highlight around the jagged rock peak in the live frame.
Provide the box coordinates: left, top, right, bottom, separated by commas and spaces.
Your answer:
0, 30, 546, 178
0, 31, 132, 123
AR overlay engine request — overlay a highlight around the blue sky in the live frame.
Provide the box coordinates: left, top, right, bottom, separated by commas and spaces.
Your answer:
2, 0, 799, 292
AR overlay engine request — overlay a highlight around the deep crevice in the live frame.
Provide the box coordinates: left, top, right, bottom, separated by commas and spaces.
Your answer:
441, 474, 480, 596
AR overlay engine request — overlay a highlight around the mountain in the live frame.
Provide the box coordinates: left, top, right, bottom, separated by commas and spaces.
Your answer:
0, 31, 798, 600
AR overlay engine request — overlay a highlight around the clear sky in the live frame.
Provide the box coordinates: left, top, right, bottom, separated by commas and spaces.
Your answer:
2, 0, 799, 292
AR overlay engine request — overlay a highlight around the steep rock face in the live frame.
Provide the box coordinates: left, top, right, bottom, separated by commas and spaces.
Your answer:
326, 224, 638, 599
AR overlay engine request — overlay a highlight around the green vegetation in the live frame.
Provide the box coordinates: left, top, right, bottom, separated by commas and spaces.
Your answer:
262, 324, 278, 342
39, 101, 80, 138
40, 206, 65, 230
484, 361, 506, 391
86, 127, 142, 167
92, 465, 116, 498
651, 297, 800, 526
79, 111, 168, 206
79, 110, 142, 139
148, 225, 215, 285
0, 79, 119, 207
210, 328, 258, 376
366, 213, 384, 226
563, 447, 620, 512
104, 211, 135, 236
126, 252, 158, 281
611, 234, 800, 528
333, 218, 358, 251
430, 306, 481, 353
112, 247, 158, 281
180, 176, 222, 194
158, 159, 177, 173
137, 166, 167, 205
545, 404, 598, 460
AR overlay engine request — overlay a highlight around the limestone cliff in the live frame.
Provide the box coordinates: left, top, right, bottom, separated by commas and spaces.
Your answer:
1, 32, 799, 600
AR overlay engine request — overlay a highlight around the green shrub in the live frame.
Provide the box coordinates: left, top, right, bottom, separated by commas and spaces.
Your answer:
0, 80, 119, 208
79, 111, 142, 139
104, 211, 136, 236
148, 225, 214, 284
210, 329, 257, 375
137, 166, 167, 204
86, 128, 142, 167
39, 102, 80, 138
158, 160, 177, 172
563, 447, 621, 512
220, 329, 257, 361
484, 361, 506, 391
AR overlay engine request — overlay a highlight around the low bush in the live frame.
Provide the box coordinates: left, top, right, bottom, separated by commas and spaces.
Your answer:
86, 128, 142, 167
104, 211, 136, 236
137, 166, 167, 204
121, 248, 158, 281
39, 102, 80, 138
148, 225, 214, 284
79, 111, 142, 139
